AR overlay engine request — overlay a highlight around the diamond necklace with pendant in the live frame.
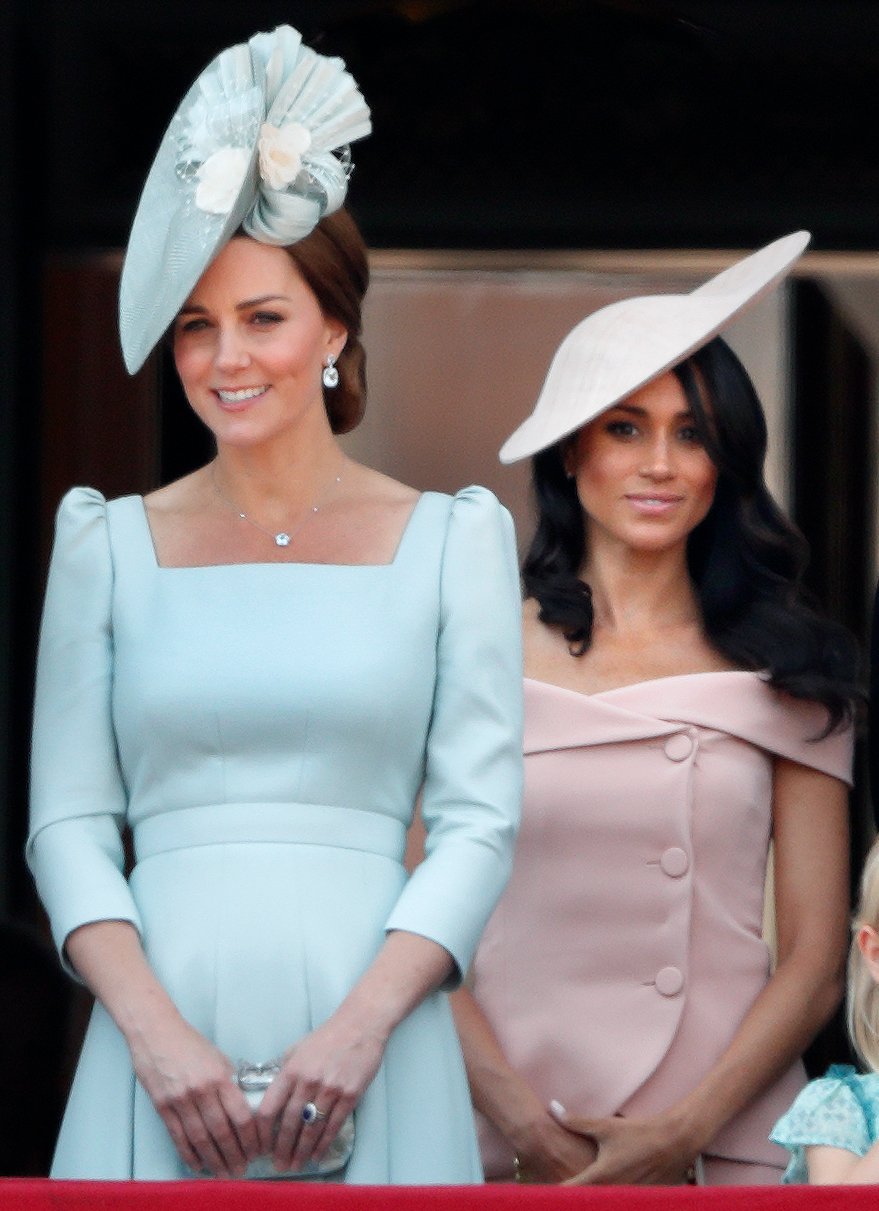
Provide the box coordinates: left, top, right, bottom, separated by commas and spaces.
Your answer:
212, 462, 344, 548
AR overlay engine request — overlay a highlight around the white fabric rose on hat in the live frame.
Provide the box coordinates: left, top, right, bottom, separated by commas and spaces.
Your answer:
195, 147, 251, 215
258, 122, 312, 191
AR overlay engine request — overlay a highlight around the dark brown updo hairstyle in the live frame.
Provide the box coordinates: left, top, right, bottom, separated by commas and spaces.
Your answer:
284, 207, 369, 434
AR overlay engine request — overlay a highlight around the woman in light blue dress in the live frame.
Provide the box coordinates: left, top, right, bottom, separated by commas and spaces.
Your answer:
26, 26, 523, 1183
771, 836, 879, 1183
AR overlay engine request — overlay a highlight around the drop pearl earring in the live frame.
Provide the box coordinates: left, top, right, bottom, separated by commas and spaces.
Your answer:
322, 355, 339, 389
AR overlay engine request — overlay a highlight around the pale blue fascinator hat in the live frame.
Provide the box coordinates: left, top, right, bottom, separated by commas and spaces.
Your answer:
119, 24, 372, 375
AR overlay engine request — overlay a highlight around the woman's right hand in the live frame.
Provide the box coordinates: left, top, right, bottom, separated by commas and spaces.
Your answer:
450, 986, 597, 1183
127, 1013, 259, 1178
64, 921, 261, 1179
511, 1109, 598, 1183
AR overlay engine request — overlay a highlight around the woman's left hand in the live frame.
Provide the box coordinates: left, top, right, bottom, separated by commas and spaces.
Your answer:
553, 1107, 698, 1186
254, 1016, 386, 1173
256, 931, 454, 1173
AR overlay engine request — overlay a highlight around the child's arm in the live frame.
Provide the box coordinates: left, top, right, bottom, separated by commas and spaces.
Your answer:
807, 1139, 879, 1184
771, 1066, 875, 1184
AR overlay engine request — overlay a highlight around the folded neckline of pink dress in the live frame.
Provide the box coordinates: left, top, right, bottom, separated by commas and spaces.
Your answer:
524, 668, 764, 700
523, 672, 853, 784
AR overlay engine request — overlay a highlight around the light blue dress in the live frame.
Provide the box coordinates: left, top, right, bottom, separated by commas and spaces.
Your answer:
770, 1064, 879, 1183
27, 484, 524, 1183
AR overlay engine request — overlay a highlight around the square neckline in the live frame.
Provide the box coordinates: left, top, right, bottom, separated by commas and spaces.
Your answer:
134, 491, 428, 571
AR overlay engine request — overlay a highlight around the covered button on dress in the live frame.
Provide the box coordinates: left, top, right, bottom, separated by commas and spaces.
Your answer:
27, 484, 524, 1182
471, 672, 853, 1178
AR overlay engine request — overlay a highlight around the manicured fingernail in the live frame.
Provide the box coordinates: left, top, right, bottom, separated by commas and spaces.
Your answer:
550, 1099, 567, 1116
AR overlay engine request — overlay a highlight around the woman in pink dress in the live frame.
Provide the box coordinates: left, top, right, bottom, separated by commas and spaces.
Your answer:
453, 232, 863, 1185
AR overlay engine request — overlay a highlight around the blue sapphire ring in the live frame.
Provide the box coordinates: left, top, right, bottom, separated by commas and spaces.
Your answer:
302, 1101, 328, 1125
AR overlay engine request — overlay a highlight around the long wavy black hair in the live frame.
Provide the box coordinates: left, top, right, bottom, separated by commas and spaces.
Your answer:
522, 335, 862, 732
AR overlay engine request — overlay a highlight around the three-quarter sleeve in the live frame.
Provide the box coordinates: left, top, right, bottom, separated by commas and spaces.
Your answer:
27, 487, 142, 976
384, 486, 524, 981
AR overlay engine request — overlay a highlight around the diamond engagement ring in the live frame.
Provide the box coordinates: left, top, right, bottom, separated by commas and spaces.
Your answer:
302, 1101, 328, 1125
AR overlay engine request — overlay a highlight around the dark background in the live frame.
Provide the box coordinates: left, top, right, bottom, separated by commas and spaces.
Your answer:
2, 0, 879, 1175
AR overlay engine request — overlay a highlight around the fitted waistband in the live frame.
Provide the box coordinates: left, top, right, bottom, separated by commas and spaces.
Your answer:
133, 801, 407, 863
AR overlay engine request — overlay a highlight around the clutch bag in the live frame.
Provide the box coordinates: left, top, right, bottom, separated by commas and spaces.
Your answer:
234, 1061, 355, 1180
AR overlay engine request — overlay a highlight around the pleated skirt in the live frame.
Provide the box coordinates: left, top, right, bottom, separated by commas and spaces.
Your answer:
51, 826, 482, 1184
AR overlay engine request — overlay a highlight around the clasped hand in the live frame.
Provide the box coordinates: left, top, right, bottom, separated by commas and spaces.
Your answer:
252, 1014, 385, 1174
512, 1108, 598, 1183
133, 1012, 383, 1178
552, 1106, 698, 1185
130, 1016, 257, 1178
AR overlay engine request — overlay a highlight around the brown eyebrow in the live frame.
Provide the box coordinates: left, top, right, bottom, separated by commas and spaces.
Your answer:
235, 295, 291, 310
177, 295, 291, 316
609, 403, 695, 421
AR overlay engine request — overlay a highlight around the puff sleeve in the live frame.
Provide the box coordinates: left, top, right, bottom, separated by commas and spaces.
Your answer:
26, 487, 142, 976
770, 1065, 877, 1183
384, 486, 524, 982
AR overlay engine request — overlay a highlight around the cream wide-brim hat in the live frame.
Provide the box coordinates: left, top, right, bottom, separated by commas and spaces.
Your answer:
498, 230, 810, 464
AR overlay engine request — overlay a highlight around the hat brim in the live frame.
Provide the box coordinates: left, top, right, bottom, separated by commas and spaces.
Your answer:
119, 51, 264, 375
498, 230, 810, 464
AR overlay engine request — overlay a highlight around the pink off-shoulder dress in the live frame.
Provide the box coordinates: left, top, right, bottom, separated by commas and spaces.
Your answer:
470, 671, 853, 1184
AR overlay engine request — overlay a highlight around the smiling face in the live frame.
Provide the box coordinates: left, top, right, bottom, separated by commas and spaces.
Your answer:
568, 370, 718, 559
172, 236, 346, 450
